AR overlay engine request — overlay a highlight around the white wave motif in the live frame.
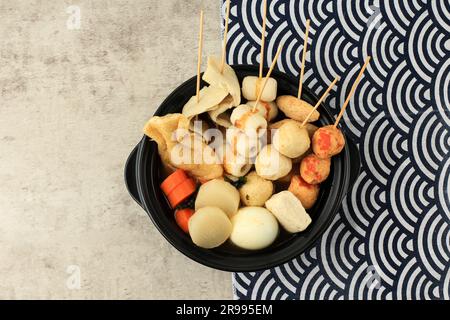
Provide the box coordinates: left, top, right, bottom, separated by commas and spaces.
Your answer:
431, 0, 450, 32
434, 59, 450, 127
438, 156, 450, 221
412, 108, 446, 180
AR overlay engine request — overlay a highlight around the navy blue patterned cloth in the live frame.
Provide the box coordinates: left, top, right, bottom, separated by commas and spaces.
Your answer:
221, 0, 450, 300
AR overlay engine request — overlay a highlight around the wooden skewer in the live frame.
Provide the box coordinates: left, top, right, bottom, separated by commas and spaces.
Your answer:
196, 10, 204, 103
301, 77, 339, 127
259, 0, 268, 80
334, 56, 371, 127
298, 19, 311, 100
220, 0, 231, 74
252, 44, 284, 112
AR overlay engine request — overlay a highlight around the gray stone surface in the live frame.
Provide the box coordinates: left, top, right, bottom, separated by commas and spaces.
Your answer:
0, 0, 232, 299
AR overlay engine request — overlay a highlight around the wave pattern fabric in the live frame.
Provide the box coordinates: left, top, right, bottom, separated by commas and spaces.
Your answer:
222, 0, 450, 300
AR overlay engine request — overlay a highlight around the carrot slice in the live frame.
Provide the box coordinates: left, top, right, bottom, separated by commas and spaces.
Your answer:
167, 178, 197, 208
175, 209, 194, 233
161, 169, 188, 195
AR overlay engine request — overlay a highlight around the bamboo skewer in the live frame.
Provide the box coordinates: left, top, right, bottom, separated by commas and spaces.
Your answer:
334, 57, 371, 127
252, 44, 284, 112
259, 0, 268, 80
301, 77, 339, 127
196, 10, 204, 103
297, 19, 311, 100
220, 0, 231, 74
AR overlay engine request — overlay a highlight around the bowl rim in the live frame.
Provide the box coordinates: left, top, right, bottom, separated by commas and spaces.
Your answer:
134, 64, 352, 272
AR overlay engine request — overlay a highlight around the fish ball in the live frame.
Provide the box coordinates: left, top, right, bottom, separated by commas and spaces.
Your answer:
239, 171, 274, 206
246, 100, 278, 121
272, 121, 310, 158
242, 76, 277, 102
255, 145, 292, 181
288, 175, 320, 209
230, 105, 267, 132
300, 154, 331, 185
276, 95, 320, 122
312, 125, 345, 159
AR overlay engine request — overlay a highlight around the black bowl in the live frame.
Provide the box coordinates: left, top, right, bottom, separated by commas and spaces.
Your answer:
125, 65, 361, 272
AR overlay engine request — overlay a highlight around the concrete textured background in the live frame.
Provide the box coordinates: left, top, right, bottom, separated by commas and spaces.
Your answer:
0, 0, 232, 299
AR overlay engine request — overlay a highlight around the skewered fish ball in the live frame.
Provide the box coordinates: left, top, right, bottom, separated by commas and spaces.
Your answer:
276, 95, 320, 122
288, 175, 320, 209
230, 105, 267, 132
255, 145, 292, 181
272, 120, 310, 158
312, 125, 345, 159
246, 100, 278, 121
300, 153, 331, 185
242, 76, 278, 102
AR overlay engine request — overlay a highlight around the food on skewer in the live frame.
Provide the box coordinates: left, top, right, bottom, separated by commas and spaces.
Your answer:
188, 207, 232, 249
288, 175, 320, 209
265, 191, 312, 233
268, 119, 318, 147
230, 207, 279, 250
270, 118, 318, 137
300, 153, 331, 185
195, 179, 240, 217
241, 0, 277, 105
312, 125, 345, 159
203, 56, 241, 106
246, 100, 278, 121
208, 95, 234, 128
242, 76, 277, 102
255, 145, 292, 180
239, 171, 274, 206
272, 120, 310, 158
276, 95, 320, 122
182, 86, 229, 119
252, 44, 284, 113
202, 0, 241, 106
230, 105, 267, 131
311, 57, 371, 159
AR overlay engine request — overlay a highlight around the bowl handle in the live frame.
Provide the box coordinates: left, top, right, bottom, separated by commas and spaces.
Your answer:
124, 145, 143, 208
346, 138, 361, 193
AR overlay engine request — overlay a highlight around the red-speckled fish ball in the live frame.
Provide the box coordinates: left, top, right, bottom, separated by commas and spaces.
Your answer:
288, 175, 320, 209
312, 125, 345, 159
300, 154, 331, 185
